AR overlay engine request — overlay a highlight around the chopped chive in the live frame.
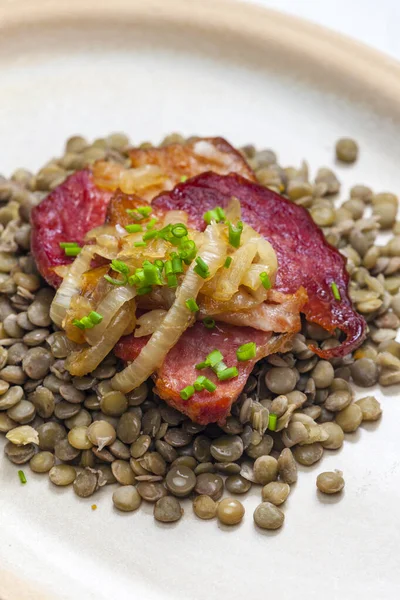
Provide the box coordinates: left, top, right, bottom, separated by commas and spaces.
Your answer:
142, 230, 158, 241
236, 342, 257, 362
111, 260, 130, 275
104, 275, 125, 286
146, 218, 158, 230
88, 311, 103, 325
180, 175, 188, 183
224, 256, 232, 268
172, 255, 183, 274
268, 413, 278, 431
125, 224, 143, 233
185, 298, 199, 312
259, 272, 272, 290
126, 208, 143, 221
195, 361, 208, 370
217, 366, 239, 381
194, 256, 210, 278
137, 286, 152, 296
134, 241, 147, 247
179, 240, 197, 264
203, 317, 215, 329
143, 262, 162, 285
64, 246, 81, 257
137, 206, 152, 217
171, 223, 188, 239
154, 259, 164, 271
331, 281, 341, 301
204, 206, 226, 224
18, 470, 27, 484
212, 361, 228, 375
228, 220, 243, 248
180, 385, 195, 400
167, 274, 178, 288
72, 319, 85, 330
194, 375, 207, 391
206, 349, 224, 367
203, 378, 217, 392
59, 241, 79, 248
164, 260, 173, 276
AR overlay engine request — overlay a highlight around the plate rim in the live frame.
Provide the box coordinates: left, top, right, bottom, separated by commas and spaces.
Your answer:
1, 0, 400, 121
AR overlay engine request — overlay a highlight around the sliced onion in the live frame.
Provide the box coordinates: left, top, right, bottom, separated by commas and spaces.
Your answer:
256, 237, 278, 279
66, 303, 131, 376
212, 293, 305, 333
224, 196, 242, 222
119, 165, 165, 193
111, 223, 227, 393
134, 309, 168, 337
85, 286, 137, 346
204, 242, 257, 302
163, 210, 188, 226
50, 246, 96, 327
84, 225, 117, 241
241, 264, 267, 290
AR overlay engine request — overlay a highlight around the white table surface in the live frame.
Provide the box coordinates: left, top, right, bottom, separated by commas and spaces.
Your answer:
241, 0, 400, 60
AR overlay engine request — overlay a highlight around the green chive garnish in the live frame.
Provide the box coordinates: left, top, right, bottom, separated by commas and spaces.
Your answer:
18, 470, 27, 484
180, 385, 195, 400
237, 342, 257, 362
331, 281, 341, 300
217, 366, 239, 381
171, 223, 188, 239
154, 259, 164, 271
64, 246, 81, 257
134, 241, 147, 247
125, 224, 143, 233
268, 413, 278, 431
204, 206, 226, 224
88, 311, 103, 325
206, 349, 224, 367
142, 230, 158, 241
195, 349, 224, 370
194, 256, 210, 278
203, 378, 217, 392
104, 260, 130, 286
194, 375, 207, 391
224, 256, 232, 268
137, 206, 152, 217
73, 311, 103, 330
143, 261, 162, 285
185, 298, 199, 312
167, 274, 178, 288
203, 317, 215, 329
180, 175, 188, 183
59, 242, 79, 249
137, 286, 152, 296
259, 272, 272, 290
146, 218, 158, 230
179, 240, 197, 264
171, 255, 184, 274
213, 361, 228, 375
228, 220, 243, 248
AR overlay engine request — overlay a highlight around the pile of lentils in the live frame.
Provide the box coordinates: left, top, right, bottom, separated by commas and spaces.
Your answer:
0, 133, 397, 530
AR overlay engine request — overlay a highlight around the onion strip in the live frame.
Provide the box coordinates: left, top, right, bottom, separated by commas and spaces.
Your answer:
66, 303, 131, 376
111, 223, 226, 393
134, 309, 168, 337
50, 246, 96, 327
85, 286, 137, 346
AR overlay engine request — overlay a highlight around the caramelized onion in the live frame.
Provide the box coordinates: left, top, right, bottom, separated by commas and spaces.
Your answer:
111, 223, 226, 393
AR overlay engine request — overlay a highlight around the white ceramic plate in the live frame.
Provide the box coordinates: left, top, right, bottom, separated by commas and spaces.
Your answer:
1, 2, 400, 599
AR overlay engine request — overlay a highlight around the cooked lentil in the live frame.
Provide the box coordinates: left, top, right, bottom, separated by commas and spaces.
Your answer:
0, 133, 394, 533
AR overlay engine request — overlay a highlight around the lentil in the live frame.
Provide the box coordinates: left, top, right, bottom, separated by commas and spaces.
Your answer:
254, 502, 284, 530
316, 470, 345, 494
217, 498, 245, 525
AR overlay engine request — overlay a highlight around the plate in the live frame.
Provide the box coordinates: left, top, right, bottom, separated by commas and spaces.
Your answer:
0, 1, 400, 599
